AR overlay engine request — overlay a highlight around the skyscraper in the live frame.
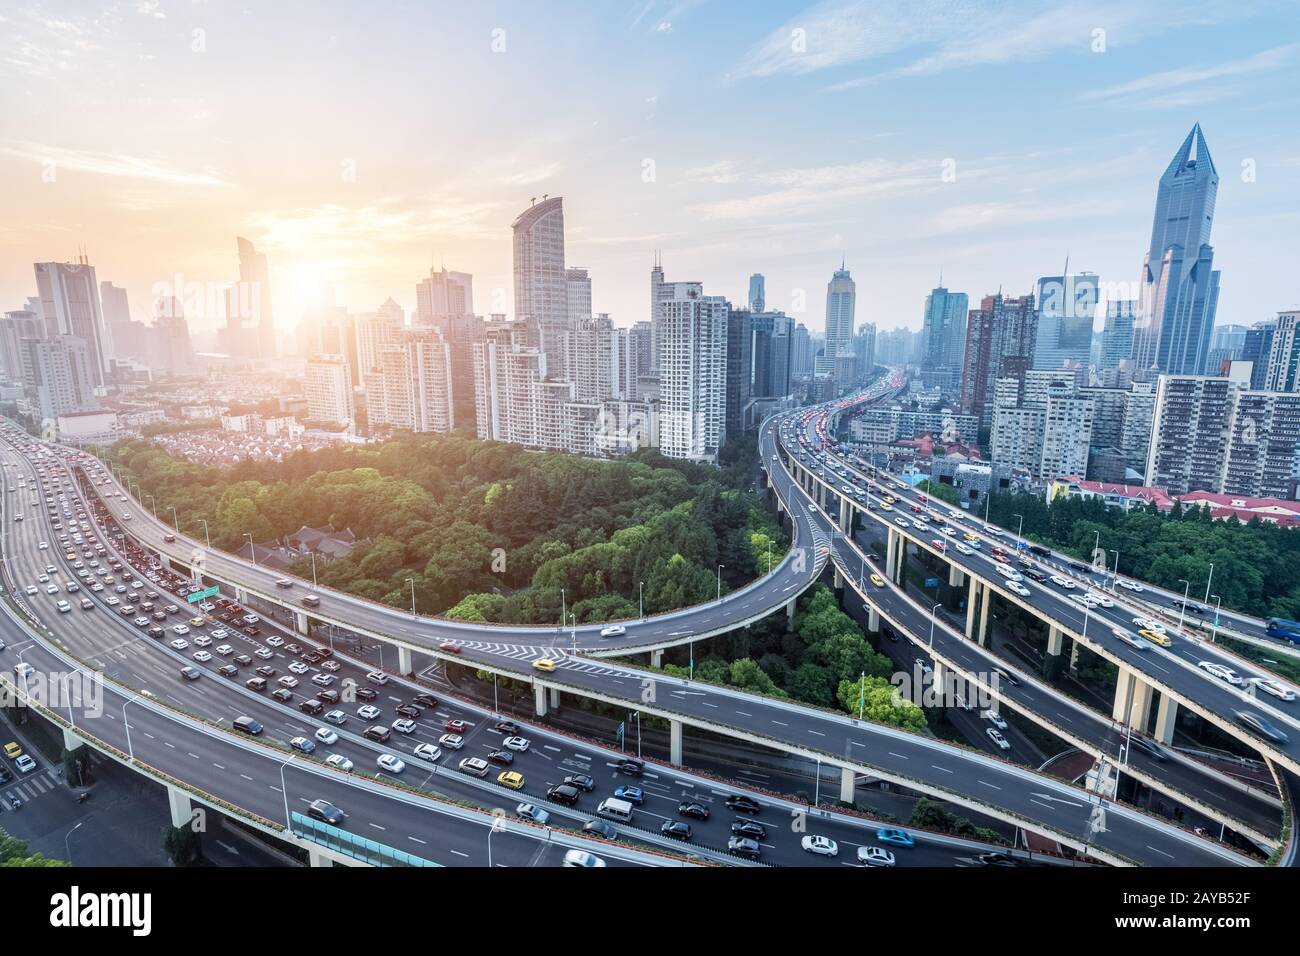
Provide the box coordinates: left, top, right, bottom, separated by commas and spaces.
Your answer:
1263, 310, 1300, 392
223, 237, 276, 360
512, 196, 567, 377
415, 267, 473, 323
821, 262, 856, 372
920, 284, 968, 371
1134, 125, 1221, 375
1099, 300, 1136, 369
34, 258, 108, 388
748, 273, 765, 313
657, 284, 727, 462
959, 293, 1038, 429
565, 267, 592, 323
725, 309, 754, 436
304, 354, 355, 428
1033, 272, 1098, 372
1241, 320, 1277, 390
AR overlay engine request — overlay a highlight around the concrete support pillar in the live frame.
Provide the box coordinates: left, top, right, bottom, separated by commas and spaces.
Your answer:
786, 599, 796, 632
775, 497, 784, 516
885, 531, 897, 586
669, 719, 683, 766
548, 687, 560, 710
62, 726, 80, 750
838, 495, 850, 532
833, 567, 843, 590
839, 767, 856, 804
308, 848, 329, 867
294, 611, 309, 636
534, 683, 548, 718
948, 563, 965, 588
1128, 677, 1154, 732
160, 555, 172, 571
866, 606, 880, 632
650, 649, 663, 669
1046, 625, 1064, 657
932, 659, 947, 703
976, 585, 991, 647
1154, 693, 1179, 745
167, 785, 192, 830
1112, 668, 1135, 722
397, 646, 413, 677
1069, 640, 1081, 671
235, 587, 247, 605
965, 579, 980, 639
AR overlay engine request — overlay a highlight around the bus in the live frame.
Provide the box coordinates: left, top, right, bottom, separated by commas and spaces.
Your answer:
1265, 618, 1300, 644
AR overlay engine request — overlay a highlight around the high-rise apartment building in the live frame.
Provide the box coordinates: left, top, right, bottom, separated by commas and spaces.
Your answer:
921, 285, 968, 372
820, 263, 856, 373
1133, 125, 1221, 375
565, 268, 592, 323
512, 197, 568, 378
354, 304, 404, 381
725, 309, 754, 436
365, 329, 454, 434
304, 354, 355, 428
24, 336, 99, 419
34, 259, 108, 388
415, 267, 473, 322
1262, 310, 1300, 392
657, 284, 727, 462
959, 292, 1038, 429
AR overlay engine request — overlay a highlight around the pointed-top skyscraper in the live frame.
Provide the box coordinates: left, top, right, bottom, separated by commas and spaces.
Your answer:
1133, 124, 1221, 375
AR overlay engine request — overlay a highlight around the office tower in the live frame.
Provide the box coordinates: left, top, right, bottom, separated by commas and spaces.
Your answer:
750, 312, 795, 399
1262, 310, 1300, 392
222, 237, 276, 360
365, 329, 454, 434
748, 273, 765, 313
354, 305, 404, 381
725, 309, 754, 436
150, 297, 194, 375
855, 322, 876, 383
415, 267, 473, 323
304, 354, 355, 428
1133, 125, 1221, 374
921, 285, 968, 371
512, 196, 568, 377
98, 280, 131, 361
820, 262, 856, 372
565, 268, 592, 323
1241, 320, 1277, 390
1206, 323, 1247, 373
658, 285, 727, 462
959, 292, 1039, 429
24, 336, 99, 418
0, 310, 43, 382
1099, 300, 1136, 369
629, 321, 653, 379
34, 258, 108, 388
791, 323, 813, 379
1033, 272, 1098, 372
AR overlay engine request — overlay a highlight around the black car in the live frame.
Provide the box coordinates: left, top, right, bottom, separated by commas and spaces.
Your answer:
727, 836, 762, 859
661, 821, 692, 840
582, 820, 618, 840
731, 820, 767, 839
217, 664, 239, 678
271, 688, 293, 703
678, 801, 710, 821
353, 687, 378, 702
1185, 604, 1206, 616
725, 794, 761, 814
413, 693, 438, 708
546, 784, 580, 806
395, 704, 421, 719
564, 774, 595, 792
977, 852, 1017, 867
255, 665, 277, 678
487, 750, 514, 766
232, 654, 252, 667
494, 720, 521, 735
306, 799, 346, 825
616, 759, 644, 777
316, 689, 340, 703
1022, 568, 1048, 583
363, 725, 390, 743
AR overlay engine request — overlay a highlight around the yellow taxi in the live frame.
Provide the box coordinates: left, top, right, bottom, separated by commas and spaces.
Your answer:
963, 533, 979, 543
883, 496, 896, 505
532, 658, 557, 673
869, 574, 886, 588
64, 552, 76, 562
189, 617, 207, 628
879, 502, 894, 512
1138, 629, 1172, 648
3, 742, 22, 760
497, 771, 525, 790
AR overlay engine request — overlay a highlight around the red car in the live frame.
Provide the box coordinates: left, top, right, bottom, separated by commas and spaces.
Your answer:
163, 533, 176, 543
444, 719, 468, 733
439, 642, 463, 654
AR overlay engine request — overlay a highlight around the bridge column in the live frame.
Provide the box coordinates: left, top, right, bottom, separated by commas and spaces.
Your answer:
669, 719, 683, 766
166, 785, 192, 829
548, 687, 560, 710
839, 767, 856, 804
1128, 677, 1154, 731
786, 599, 795, 631
885, 531, 897, 585
833, 567, 843, 590
308, 848, 330, 867
235, 587, 247, 605
866, 606, 880, 632
964, 579, 980, 639
838, 495, 850, 531
1046, 625, 1064, 657
650, 649, 663, 668
1069, 639, 1080, 672
948, 563, 965, 588
397, 646, 413, 676
1154, 693, 1179, 745
294, 611, 309, 636
931, 659, 947, 704
1112, 668, 1134, 722
533, 683, 548, 718
976, 584, 991, 647
62, 726, 80, 750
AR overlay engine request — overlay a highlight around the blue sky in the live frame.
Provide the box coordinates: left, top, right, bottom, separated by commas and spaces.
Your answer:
1, 0, 1298, 342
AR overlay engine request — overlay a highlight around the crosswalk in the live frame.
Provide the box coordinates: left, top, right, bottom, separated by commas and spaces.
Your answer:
457, 640, 631, 678
2, 768, 60, 807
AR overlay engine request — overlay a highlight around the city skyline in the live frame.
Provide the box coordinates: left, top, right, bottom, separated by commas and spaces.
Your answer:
3, 1, 1299, 341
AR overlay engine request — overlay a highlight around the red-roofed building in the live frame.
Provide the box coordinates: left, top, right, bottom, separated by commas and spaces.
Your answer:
1047, 476, 1176, 512
1177, 491, 1300, 527
1047, 476, 1300, 526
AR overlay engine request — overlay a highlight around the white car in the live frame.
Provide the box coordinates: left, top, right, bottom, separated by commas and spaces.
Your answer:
1198, 661, 1244, 686
357, 704, 381, 720
599, 625, 627, 638
1049, 575, 1074, 590
1086, 591, 1114, 608
1111, 628, 1148, 651
311, 673, 335, 686
413, 743, 442, 762
288, 661, 310, 674
314, 727, 339, 745
171, 624, 189, 635
324, 709, 348, 725
253, 647, 273, 660
893, 517, 910, 528
563, 850, 606, 868
981, 709, 1007, 730
503, 736, 530, 752
993, 563, 1023, 582
23, 585, 37, 595
45, 583, 59, 594
278, 675, 299, 688
215, 644, 234, 656
1116, 578, 1145, 592
941, 526, 958, 537
38, 541, 47, 550
377, 754, 405, 774
1252, 678, 1297, 701
438, 733, 464, 750
857, 845, 896, 867
801, 835, 839, 857
265, 635, 284, 647
1007, 582, 1031, 597
325, 754, 353, 771
955, 543, 974, 556
193, 634, 212, 648
392, 718, 417, 734
169, 639, 189, 651
1133, 617, 1165, 633
986, 728, 1011, 750
193, 650, 212, 663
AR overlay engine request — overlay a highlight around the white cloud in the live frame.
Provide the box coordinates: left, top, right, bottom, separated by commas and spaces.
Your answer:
0, 142, 228, 186
1078, 43, 1299, 106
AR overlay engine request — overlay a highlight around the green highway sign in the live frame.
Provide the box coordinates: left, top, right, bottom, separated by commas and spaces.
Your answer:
186, 585, 220, 604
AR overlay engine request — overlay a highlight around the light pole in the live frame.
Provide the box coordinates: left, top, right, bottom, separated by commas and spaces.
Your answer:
198, 518, 211, 550
146, 492, 156, 517
122, 694, 140, 759
278, 757, 293, 828
1203, 563, 1214, 605
244, 533, 256, 566
638, 581, 644, 620
716, 564, 725, 601
569, 612, 577, 652
1012, 513, 1024, 548
406, 577, 417, 618
928, 602, 942, 648
310, 551, 318, 589
487, 815, 506, 868
1210, 594, 1223, 643
170, 506, 179, 530
1177, 579, 1191, 631
64, 821, 84, 865
767, 540, 773, 575
560, 587, 565, 631
1109, 550, 1120, 592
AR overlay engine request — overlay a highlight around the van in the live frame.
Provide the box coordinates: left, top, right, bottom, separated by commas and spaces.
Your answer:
245, 677, 267, 692
301, 595, 320, 608
232, 716, 263, 736
596, 797, 634, 823
299, 698, 324, 716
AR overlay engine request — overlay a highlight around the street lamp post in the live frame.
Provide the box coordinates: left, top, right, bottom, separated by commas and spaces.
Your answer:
487, 816, 506, 868
146, 493, 156, 517
244, 533, 256, 566
1109, 550, 1120, 592
310, 551, 318, 589
638, 581, 644, 620
1203, 563, 1215, 606
64, 821, 84, 865
170, 506, 179, 530
278, 757, 293, 828
406, 577, 417, 618
198, 518, 211, 550
928, 602, 942, 649
569, 612, 577, 652
560, 587, 565, 631
716, 564, 725, 601
1210, 594, 1223, 643
1178, 579, 1191, 631
1012, 513, 1024, 548
122, 694, 140, 760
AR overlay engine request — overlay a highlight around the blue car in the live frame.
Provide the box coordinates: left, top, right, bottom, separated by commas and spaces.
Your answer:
875, 827, 914, 848
614, 785, 645, 805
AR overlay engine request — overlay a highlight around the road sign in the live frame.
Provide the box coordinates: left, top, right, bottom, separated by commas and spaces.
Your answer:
186, 585, 220, 604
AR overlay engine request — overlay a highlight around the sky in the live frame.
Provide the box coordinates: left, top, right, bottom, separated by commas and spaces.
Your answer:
1, 0, 1298, 347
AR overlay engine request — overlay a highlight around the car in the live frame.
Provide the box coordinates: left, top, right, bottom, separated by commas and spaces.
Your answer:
1049, 575, 1075, 590
977, 852, 1018, 867
869, 573, 885, 587
323, 708, 348, 725
990, 667, 1018, 687
498, 771, 525, 790
981, 709, 1007, 730
171, 624, 189, 636
914, 658, 933, 678
365, 671, 389, 685
801, 835, 838, 857
1252, 678, 1297, 702
1117, 579, 1145, 592
1128, 735, 1168, 762
278, 675, 299, 688
376, 754, 405, 774
439, 733, 464, 750
875, 827, 914, 848
458, 756, 490, 777
614, 785, 645, 804
1139, 629, 1172, 648
3, 742, 23, 759
857, 846, 896, 867
314, 727, 339, 745
1085, 591, 1114, 608
615, 758, 644, 777
660, 820, 692, 840
438, 641, 462, 654
255, 664, 277, 678
321, 660, 341, 673
562, 849, 606, 867
23, 585, 36, 595
357, 704, 381, 720
1008, 581, 1031, 597
413, 743, 442, 762
253, 648, 274, 661
310, 673, 335, 686
217, 664, 238, 678
583, 819, 619, 840
727, 836, 762, 859
599, 625, 627, 638
1111, 628, 1148, 651
493, 719, 521, 735
503, 735, 530, 752
564, 773, 595, 792
725, 794, 761, 814
288, 661, 309, 675
1133, 616, 1165, 633
1198, 661, 1244, 686
954, 543, 974, 556
1235, 710, 1289, 744
516, 802, 550, 824
392, 718, 417, 734
14, 755, 36, 774
444, 718, 469, 733
315, 689, 340, 704
413, 693, 438, 708
531, 658, 557, 672
271, 688, 293, 702
168, 638, 189, 651
289, 736, 316, 754
488, 749, 514, 766
192, 650, 212, 663
306, 799, 345, 824
986, 728, 1011, 750
353, 687, 377, 701
45, 584, 59, 595
677, 801, 710, 820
